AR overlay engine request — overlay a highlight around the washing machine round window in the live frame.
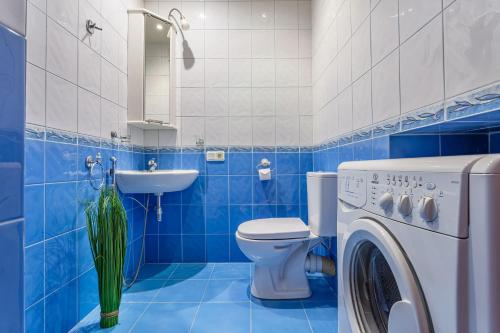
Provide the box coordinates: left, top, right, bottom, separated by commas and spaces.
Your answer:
342, 218, 433, 333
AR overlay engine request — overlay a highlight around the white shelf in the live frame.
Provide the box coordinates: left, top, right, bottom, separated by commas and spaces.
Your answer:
128, 121, 177, 130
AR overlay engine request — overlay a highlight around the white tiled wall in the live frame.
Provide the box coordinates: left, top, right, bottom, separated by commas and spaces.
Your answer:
312, 0, 500, 145
144, 0, 313, 148
0, 0, 26, 36
26, 0, 144, 143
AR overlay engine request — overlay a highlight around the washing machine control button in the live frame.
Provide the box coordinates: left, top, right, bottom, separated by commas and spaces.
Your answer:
418, 196, 438, 222
378, 192, 393, 211
397, 195, 412, 217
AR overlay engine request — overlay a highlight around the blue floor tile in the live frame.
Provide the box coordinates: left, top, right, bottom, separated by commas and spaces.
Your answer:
131, 303, 198, 333
169, 263, 214, 280
122, 279, 165, 303
307, 277, 337, 302
154, 279, 208, 302
211, 263, 251, 279
70, 303, 149, 333
303, 301, 338, 333
202, 279, 251, 302
137, 264, 179, 280
251, 301, 312, 333
191, 302, 250, 333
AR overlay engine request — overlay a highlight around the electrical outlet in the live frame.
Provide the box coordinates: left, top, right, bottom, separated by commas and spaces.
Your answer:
206, 151, 225, 162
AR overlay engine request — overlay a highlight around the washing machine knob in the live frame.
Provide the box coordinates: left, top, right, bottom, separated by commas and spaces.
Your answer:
378, 192, 393, 211
418, 196, 438, 222
397, 195, 412, 217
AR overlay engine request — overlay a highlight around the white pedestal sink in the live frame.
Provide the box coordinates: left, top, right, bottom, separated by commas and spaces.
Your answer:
115, 170, 199, 194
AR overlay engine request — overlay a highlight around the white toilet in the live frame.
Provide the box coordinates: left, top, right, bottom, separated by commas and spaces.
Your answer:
236, 172, 337, 299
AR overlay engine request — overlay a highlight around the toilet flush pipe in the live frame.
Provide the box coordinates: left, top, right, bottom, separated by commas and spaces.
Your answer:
305, 253, 336, 276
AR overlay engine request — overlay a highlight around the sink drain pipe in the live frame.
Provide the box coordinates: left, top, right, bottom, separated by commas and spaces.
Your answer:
305, 253, 336, 276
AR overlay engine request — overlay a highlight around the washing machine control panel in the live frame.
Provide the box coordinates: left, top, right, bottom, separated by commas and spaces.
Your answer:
362, 171, 468, 238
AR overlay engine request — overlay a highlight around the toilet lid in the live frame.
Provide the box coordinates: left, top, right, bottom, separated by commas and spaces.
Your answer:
237, 218, 310, 240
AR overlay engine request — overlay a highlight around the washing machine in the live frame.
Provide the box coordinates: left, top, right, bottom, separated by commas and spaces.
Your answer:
337, 154, 500, 333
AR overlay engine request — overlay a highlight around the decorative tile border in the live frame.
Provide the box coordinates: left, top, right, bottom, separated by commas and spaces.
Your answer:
446, 82, 500, 120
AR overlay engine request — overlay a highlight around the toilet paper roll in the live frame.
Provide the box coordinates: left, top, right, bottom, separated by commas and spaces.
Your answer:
258, 168, 271, 181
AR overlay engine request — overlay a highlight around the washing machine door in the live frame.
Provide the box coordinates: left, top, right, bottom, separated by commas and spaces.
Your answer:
341, 218, 432, 333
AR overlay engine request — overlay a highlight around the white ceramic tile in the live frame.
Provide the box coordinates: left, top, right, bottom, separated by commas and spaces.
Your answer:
130, 126, 144, 146
181, 117, 205, 146
276, 115, 300, 146
158, 2, 182, 18
299, 58, 312, 86
229, 88, 252, 116
205, 2, 228, 29
299, 115, 313, 146
337, 41, 352, 92
252, 116, 276, 146
252, 59, 275, 87
47, 18, 78, 83
100, 21, 118, 65
229, 1, 251, 29
26, 63, 46, 126
351, 0, 371, 32
205, 88, 229, 116
205, 117, 229, 146
78, 42, 100, 94
371, 0, 399, 65
275, 1, 298, 29
252, 1, 275, 29
0, 0, 26, 35
143, 130, 159, 147
399, 0, 442, 43
275, 30, 299, 58
298, 30, 312, 58
372, 49, 400, 122
181, 2, 205, 30
180, 59, 205, 87
351, 18, 371, 81
338, 87, 353, 134
229, 30, 251, 58
252, 30, 275, 58
46, 73, 78, 132
252, 88, 276, 116
229, 116, 253, 146
352, 71, 372, 128
181, 30, 205, 59
29, 0, 46, 13
229, 59, 251, 87
299, 87, 312, 115
298, 1, 312, 29
276, 59, 299, 87
100, 98, 118, 139
337, 1, 351, 49
276, 87, 299, 115
400, 15, 444, 112
101, 59, 119, 103
47, 0, 78, 35
205, 59, 229, 87
158, 128, 178, 147
143, 1, 158, 13
27, 3, 46, 69
205, 30, 228, 58
444, 0, 500, 98
324, 99, 339, 139
181, 88, 205, 116
78, 88, 101, 137
78, 0, 101, 54
118, 72, 127, 108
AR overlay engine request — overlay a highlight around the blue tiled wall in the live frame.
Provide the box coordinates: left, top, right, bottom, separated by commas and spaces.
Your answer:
24, 127, 146, 333
0, 23, 25, 333
143, 147, 313, 263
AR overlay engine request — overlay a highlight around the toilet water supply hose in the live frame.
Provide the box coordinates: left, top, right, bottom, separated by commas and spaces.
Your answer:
305, 253, 336, 276
122, 194, 150, 289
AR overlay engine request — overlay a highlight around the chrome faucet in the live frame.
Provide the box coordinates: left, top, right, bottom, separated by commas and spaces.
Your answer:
148, 158, 157, 172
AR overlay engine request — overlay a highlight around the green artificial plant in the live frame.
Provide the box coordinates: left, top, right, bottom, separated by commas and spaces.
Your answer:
86, 186, 128, 328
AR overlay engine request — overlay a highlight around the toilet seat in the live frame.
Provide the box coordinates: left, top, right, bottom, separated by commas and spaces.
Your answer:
237, 218, 310, 240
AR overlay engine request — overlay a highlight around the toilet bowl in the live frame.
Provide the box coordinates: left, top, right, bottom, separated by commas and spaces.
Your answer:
236, 172, 338, 300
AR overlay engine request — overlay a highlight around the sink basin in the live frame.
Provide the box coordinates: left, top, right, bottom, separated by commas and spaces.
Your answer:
115, 170, 199, 194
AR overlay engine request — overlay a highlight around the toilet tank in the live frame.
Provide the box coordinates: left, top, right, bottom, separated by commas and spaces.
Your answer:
307, 172, 337, 236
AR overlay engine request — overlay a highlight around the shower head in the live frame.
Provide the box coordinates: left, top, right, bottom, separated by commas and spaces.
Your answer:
168, 8, 190, 31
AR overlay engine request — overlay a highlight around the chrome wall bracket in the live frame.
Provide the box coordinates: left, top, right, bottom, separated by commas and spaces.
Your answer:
86, 152, 105, 190
86, 19, 102, 35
